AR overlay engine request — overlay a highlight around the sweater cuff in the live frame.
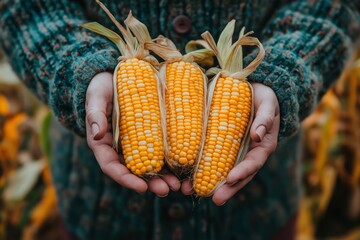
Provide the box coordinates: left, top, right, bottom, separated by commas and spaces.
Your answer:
244, 48, 305, 141
50, 47, 118, 137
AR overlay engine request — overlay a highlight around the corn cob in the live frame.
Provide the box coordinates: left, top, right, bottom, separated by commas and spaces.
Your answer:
82, 2, 165, 176
193, 21, 265, 196
164, 61, 204, 171
142, 37, 211, 173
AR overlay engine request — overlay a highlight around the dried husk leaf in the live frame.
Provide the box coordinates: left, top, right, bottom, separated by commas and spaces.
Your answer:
229, 27, 245, 73
81, 22, 128, 56
229, 35, 265, 79
145, 40, 183, 61
200, 31, 219, 64
96, 0, 135, 50
82, 2, 156, 63
146, 39, 214, 66
157, 66, 168, 175
205, 67, 222, 78
185, 39, 212, 54
112, 62, 121, 152
154, 35, 178, 49
124, 11, 153, 59
217, 20, 235, 68
183, 49, 214, 67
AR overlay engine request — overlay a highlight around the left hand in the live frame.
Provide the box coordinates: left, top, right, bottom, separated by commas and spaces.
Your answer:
86, 72, 180, 197
181, 83, 280, 205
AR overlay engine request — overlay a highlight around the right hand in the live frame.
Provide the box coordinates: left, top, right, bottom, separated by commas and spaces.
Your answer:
85, 72, 180, 197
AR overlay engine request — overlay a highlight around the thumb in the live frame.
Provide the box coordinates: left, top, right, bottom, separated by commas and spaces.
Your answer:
86, 72, 113, 140
86, 106, 108, 140
250, 101, 275, 143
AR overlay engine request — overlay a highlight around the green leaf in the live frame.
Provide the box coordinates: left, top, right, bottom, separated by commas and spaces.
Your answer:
39, 111, 52, 163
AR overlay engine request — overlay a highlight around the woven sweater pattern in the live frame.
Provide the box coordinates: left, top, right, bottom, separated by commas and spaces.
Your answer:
0, 0, 359, 239
1, 0, 359, 139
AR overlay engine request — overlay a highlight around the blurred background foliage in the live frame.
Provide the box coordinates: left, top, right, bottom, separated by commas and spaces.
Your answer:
0, 50, 61, 240
0, 47, 359, 239
297, 52, 360, 240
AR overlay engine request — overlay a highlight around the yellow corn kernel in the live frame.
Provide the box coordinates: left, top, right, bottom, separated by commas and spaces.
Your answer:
194, 76, 252, 196
117, 58, 164, 176
165, 61, 204, 170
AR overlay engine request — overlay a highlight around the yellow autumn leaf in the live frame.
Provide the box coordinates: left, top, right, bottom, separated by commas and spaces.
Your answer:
0, 94, 9, 115
22, 181, 57, 240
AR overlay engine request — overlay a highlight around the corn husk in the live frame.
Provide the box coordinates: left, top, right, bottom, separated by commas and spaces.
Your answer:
82, 1, 165, 176
144, 36, 212, 175
193, 20, 265, 197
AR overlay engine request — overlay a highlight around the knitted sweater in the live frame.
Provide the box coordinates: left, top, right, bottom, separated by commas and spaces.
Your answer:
1, 0, 359, 239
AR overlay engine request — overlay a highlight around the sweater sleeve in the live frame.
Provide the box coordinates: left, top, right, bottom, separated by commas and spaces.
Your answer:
0, 0, 118, 136
244, 0, 360, 141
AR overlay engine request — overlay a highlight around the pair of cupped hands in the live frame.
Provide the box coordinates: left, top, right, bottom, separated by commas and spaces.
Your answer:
86, 72, 280, 205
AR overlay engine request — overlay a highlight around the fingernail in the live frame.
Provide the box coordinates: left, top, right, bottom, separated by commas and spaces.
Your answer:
170, 180, 181, 191
157, 193, 169, 198
227, 181, 238, 187
255, 125, 266, 142
91, 123, 100, 138
218, 201, 227, 206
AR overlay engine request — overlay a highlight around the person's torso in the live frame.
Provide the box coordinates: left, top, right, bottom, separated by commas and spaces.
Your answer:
82, 0, 289, 50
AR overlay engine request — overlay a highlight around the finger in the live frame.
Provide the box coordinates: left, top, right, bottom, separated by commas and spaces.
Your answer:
212, 173, 256, 205
90, 133, 148, 193
160, 173, 181, 191
181, 179, 193, 195
86, 72, 113, 140
250, 83, 280, 142
226, 146, 268, 185
250, 100, 275, 143
86, 106, 108, 140
148, 176, 169, 197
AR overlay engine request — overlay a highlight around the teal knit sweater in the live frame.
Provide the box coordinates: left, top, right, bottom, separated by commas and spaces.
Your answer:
1, 0, 359, 239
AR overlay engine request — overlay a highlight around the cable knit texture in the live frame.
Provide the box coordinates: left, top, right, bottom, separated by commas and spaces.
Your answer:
0, 0, 359, 239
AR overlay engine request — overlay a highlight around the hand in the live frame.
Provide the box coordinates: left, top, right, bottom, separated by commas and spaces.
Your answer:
181, 83, 280, 205
85, 72, 180, 196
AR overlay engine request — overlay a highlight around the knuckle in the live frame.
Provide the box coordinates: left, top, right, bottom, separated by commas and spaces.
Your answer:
241, 162, 255, 176
261, 114, 274, 128
99, 165, 107, 175
260, 141, 277, 157
253, 160, 264, 172
86, 109, 96, 121
87, 140, 94, 150
248, 174, 255, 182
269, 141, 278, 152
100, 162, 112, 176
257, 160, 265, 169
